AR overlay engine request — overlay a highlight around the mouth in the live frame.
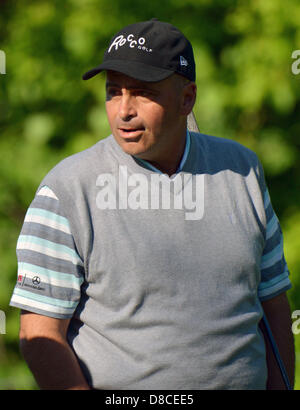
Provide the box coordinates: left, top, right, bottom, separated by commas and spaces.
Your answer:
118, 127, 145, 140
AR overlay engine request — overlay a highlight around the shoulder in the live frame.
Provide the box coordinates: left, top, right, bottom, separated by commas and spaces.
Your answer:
190, 131, 262, 176
191, 131, 258, 161
38, 135, 115, 191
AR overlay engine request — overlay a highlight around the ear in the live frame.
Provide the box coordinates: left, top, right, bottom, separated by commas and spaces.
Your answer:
180, 82, 197, 116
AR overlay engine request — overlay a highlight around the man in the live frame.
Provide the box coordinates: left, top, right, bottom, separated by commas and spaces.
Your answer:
10, 19, 294, 390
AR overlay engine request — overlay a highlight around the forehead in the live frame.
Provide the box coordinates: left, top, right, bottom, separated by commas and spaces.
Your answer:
105, 70, 173, 89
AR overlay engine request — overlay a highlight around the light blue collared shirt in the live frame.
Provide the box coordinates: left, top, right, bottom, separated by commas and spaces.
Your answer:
133, 130, 191, 174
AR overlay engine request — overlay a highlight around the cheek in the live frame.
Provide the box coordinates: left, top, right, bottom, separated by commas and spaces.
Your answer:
105, 102, 117, 128
143, 105, 167, 134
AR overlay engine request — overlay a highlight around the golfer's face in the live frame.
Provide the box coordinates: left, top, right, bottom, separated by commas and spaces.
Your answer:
105, 71, 184, 161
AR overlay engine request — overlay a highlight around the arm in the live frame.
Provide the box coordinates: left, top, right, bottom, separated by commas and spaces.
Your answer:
19, 310, 91, 390
260, 292, 295, 390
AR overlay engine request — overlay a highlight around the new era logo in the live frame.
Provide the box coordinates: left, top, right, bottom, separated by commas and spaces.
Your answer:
180, 56, 188, 67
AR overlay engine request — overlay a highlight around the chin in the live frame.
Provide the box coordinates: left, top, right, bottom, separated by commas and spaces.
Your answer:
117, 139, 146, 157
113, 134, 148, 157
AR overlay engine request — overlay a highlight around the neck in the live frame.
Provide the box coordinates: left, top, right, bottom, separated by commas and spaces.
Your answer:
138, 130, 187, 177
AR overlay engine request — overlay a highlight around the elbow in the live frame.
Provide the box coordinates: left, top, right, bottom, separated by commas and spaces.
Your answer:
19, 328, 32, 360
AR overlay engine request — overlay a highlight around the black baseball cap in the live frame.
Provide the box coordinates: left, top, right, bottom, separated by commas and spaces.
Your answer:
82, 18, 195, 82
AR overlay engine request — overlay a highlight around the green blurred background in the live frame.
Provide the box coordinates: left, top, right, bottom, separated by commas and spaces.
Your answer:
0, 0, 299, 390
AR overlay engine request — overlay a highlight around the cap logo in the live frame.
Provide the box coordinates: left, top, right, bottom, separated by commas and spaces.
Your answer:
108, 34, 153, 53
180, 56, 188, 67
82, 21, 196, 82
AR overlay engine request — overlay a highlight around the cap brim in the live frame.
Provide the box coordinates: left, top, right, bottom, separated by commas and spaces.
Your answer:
82, 60, 174, 82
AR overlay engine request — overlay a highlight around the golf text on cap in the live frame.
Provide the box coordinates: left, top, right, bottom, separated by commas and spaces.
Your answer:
108, 34, 153, 53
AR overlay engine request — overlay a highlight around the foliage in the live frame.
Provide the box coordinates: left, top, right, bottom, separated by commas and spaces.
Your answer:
0, 0, 299, 389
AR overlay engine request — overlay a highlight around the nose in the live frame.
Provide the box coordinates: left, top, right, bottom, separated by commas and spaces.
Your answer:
118, 92, 137, 121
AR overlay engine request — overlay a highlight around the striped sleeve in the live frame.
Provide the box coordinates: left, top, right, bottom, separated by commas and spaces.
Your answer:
258, 188, 292, 301
9, 185, 84, 319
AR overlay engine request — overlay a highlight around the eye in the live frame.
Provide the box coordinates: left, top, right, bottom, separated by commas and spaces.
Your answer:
139, 90, 149, 97
135, 89, 154, 99
106, 87, 121, 98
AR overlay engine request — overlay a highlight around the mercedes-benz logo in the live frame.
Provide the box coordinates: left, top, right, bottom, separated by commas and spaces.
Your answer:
32, 276, 41, 286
